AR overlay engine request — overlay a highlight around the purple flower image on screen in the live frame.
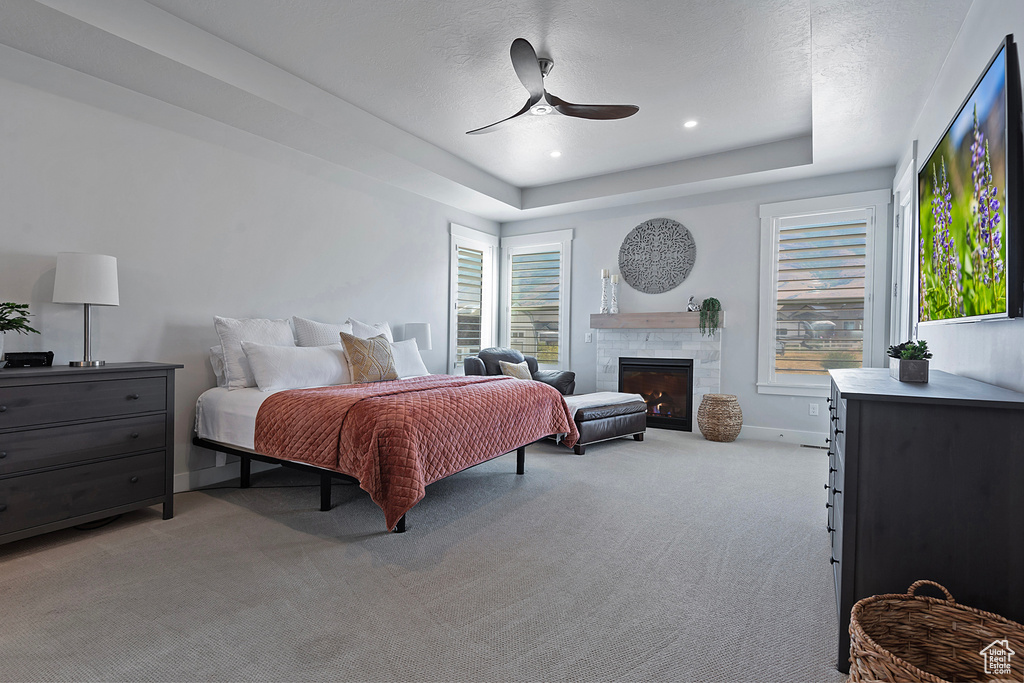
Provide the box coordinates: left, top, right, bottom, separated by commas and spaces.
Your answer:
969, 106, 1004, 287
931, 159, 964, 316
919, 235, 930, 322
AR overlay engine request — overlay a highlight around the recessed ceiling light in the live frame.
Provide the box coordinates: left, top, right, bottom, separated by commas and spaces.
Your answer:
683, 120, 698, 129
550, 150, 562, 158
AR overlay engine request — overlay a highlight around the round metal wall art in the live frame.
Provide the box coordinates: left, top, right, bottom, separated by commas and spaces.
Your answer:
617, 217, 697, 294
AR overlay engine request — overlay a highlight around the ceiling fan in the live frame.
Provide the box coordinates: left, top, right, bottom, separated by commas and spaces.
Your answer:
466, 38, 639, 135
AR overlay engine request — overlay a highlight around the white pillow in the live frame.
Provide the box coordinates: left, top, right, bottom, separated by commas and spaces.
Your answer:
209, 346, 226, 387
241, 341, 352, 392
293, 316, 353, 347
391, 339, 429, 379
348, 318, 394, 343
214, 316, 295, 390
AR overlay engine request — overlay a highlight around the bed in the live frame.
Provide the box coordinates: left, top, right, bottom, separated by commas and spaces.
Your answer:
194, 374, 578, 532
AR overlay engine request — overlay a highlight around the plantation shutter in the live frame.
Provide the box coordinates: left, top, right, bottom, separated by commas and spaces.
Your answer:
509, 249, 561, 364
455, 245, 484, 364
774, 220, 867, 375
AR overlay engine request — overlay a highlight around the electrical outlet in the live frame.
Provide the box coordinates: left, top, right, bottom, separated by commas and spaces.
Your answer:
809, 403, 819, 416
585, 332, 593, 343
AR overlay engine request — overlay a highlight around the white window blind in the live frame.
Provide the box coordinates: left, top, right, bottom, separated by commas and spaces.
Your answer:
449, 224, 497, 373
509, 249, 561, 364
455, 245, 484, 364
774, 219, 867, 376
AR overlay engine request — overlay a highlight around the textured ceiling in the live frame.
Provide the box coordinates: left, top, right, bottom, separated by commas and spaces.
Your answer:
0, 0, 974, 220
143, 0, 813, 188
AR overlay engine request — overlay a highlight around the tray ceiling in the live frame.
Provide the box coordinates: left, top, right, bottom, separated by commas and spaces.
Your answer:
0, 0, 974, 220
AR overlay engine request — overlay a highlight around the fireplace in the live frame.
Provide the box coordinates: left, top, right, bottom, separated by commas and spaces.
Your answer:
618, 357, 694, 431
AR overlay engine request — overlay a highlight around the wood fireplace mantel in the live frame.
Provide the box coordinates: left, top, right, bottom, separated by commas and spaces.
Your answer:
590, 311, 725, 329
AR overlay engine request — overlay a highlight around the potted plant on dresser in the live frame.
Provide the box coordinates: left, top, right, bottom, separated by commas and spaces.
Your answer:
888, 339, 932, 383
0, 302, 40, 364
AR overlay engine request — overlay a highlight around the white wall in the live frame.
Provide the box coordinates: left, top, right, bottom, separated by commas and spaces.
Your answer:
501, 168, 894, 443
0, 76, 497, 485
903, 0, 1024, 390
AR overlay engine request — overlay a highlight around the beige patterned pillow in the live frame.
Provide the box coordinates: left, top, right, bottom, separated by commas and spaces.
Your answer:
499, 360, 533, 380
340, 332, 398, 383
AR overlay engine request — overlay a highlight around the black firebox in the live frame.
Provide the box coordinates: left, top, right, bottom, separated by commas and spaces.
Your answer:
618, 357, 694, 431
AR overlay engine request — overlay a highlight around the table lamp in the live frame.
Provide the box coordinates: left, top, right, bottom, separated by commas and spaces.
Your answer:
404, 322, 432, 351
53, 253, 119, 367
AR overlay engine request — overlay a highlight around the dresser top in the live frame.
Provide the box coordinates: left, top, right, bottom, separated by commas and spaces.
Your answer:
0, 361, 182, 380
830, 368, 1024, 408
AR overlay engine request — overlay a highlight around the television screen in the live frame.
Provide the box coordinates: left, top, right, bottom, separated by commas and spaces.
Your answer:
918, 36, 1021, 323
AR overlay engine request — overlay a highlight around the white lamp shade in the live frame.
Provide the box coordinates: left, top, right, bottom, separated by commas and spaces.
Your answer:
405, 322, 432, 351
53, 253, 119, 306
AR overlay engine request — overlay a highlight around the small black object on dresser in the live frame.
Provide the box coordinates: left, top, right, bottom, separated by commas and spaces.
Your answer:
0, 362, 181, 545
827, 368, 1024, 674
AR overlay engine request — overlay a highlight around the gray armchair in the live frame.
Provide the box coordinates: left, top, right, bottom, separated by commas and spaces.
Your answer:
464, 347, 575, 395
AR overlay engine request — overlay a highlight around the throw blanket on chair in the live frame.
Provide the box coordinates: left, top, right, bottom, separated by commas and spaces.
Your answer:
255, 374, 578, 530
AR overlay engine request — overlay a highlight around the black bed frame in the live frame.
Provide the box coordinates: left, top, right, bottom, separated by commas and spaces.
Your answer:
191, 436, 528, 533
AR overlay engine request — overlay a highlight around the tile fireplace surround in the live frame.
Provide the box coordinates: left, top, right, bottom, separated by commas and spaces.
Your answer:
592, 312, 722, 402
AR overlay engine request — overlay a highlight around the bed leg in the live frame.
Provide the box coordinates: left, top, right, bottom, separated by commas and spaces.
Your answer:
516, 445, 526, 474
320, 473, 332, 511
240, 456, 251, 488
393, 515, 406, 533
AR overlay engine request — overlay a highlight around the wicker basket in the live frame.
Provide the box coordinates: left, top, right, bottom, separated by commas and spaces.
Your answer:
849, 580, 1024, 682
696, 394, 742, 442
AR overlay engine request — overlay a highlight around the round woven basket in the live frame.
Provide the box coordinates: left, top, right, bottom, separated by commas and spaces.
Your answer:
696, 394, 742, 442
849, 580, 1024, 682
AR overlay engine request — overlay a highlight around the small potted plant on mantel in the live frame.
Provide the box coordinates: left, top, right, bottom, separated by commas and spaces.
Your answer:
888, 339, 932, 383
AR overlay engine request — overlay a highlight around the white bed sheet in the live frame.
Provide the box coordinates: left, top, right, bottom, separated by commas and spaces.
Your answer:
195, 386, 278, 451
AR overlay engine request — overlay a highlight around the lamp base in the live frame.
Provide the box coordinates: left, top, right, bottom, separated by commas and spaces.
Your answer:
69, 360, 105, 367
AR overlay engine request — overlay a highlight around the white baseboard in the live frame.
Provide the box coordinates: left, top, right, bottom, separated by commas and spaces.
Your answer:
173, 460, 279, 493
736, 425, 828, 447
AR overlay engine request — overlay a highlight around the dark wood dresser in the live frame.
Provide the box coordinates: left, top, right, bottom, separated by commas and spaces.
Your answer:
828, 368, 1024, 673
0, 362, 181, 545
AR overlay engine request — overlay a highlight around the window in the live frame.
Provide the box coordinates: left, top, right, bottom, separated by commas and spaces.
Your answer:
449, 225, 498, 373
757, 191, 890, 396
501, 230, 573, 369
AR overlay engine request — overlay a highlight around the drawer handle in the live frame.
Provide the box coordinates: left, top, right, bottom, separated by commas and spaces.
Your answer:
824, 483, 829, 490
830, 557, 839, 565
825, 502, 832, 509
835, 429, 844, 435
833, 488, 842, 495
827, 525, 835, 533
130, 433, 140, 439
825, 438, 830, 444
127, 393, 140, 400
829, 467, 837, 473
130, 476, 139, 484
827, 397, 832, 404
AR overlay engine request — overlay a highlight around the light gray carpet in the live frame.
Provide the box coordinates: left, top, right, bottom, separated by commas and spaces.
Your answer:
0, 430, 846, 682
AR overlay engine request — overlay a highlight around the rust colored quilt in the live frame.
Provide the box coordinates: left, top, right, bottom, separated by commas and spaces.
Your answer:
254, 375, 578, 530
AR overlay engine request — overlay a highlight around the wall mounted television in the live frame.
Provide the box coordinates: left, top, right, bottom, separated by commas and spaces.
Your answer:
918, 34, 1023, 325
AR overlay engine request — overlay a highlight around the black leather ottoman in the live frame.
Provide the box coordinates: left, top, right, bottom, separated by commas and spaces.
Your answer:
568, 397, 647, 455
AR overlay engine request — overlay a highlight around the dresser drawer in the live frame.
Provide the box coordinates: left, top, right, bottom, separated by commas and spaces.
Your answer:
0, 451, 165, 534
0, 414, 165, 476
0, 377, 165, 429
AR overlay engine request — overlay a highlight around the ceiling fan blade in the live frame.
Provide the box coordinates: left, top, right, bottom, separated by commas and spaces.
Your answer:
466, 95, 540, 134
545, 92, 639, 120
510, 38, 545, 100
